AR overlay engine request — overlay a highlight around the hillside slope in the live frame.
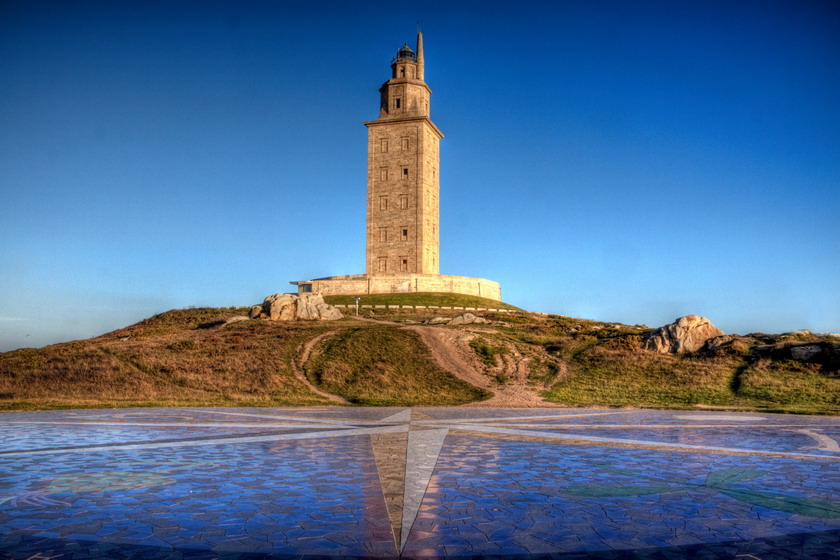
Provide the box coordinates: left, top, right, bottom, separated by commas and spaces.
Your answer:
1, 297, 838, 413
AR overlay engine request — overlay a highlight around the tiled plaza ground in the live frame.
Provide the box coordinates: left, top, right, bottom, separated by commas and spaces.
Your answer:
0, 407, 838, 559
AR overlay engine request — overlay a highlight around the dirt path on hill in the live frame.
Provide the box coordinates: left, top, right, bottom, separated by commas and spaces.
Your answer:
405, 325, 562, 408
291, 331, 350, 405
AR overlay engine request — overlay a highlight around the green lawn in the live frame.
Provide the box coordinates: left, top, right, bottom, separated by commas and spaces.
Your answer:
323, 292, 520, 310
304, 324, 490, 405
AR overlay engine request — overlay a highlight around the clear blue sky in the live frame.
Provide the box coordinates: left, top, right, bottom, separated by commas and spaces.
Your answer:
1, 0, 839, 351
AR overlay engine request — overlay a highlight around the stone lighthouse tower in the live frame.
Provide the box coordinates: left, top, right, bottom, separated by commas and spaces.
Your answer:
290, 32, 501, 301
363, 33, 443, 275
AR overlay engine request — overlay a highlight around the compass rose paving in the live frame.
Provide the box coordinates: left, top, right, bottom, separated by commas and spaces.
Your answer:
0, 407, 838, 559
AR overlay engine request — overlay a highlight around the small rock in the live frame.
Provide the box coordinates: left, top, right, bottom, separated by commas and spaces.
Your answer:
450, 312, 491, 326
790, 344, 824, 361
700, 335, 750, 356
223, 316, 249, 326
313, 299, 343, 321
425, 316, 452, 325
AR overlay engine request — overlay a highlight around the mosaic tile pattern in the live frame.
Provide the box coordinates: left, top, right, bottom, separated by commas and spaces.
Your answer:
1, 407, 838, 559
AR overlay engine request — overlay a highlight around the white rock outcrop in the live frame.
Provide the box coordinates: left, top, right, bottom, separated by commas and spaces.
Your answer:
644, 315, 724, 354
423, 312, 492, 326
258, 293, 342, 322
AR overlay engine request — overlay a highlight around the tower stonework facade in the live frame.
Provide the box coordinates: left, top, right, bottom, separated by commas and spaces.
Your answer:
290, 33, 501, 301
365, 34, 442, 275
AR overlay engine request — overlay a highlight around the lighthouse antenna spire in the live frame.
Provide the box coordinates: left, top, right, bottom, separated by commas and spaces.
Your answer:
416, 27, 424, 81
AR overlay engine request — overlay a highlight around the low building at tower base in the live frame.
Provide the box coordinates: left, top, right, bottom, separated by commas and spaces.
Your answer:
291, 274, 501, 301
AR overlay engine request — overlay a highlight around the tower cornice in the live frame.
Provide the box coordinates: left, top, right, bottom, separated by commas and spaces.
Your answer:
379, 79, 432, 95
363, 116, 443, 139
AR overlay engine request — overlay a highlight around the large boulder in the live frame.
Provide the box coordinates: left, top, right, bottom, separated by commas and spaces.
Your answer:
264, 293, 297, 321
296, 294, 343, 321
644, 315, 724, 354
261, 293, 342, 322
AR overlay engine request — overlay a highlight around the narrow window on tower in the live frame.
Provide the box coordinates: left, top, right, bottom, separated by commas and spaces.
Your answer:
378, 257, 387, 272
399, 195, 408, 209
401, 228, 408, 242
379, 228, 387, 243
400, 258, 408, 272
401, 137, 409, 151
379, 167, 388, 181
395, 98, 401, 109
380, 139, 389, 153
379, 196, 388, 211
402, 168, 408, 179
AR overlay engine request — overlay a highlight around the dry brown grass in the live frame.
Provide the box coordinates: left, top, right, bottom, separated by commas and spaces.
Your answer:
0, 312, 341, 410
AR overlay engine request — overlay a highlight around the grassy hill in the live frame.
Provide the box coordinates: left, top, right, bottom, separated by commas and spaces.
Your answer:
1, 294, 838, 413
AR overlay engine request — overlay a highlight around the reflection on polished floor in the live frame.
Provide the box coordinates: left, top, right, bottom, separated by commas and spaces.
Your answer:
1, 407, 838, 559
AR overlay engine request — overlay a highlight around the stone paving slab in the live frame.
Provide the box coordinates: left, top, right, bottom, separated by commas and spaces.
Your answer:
1, 407, 838, 559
